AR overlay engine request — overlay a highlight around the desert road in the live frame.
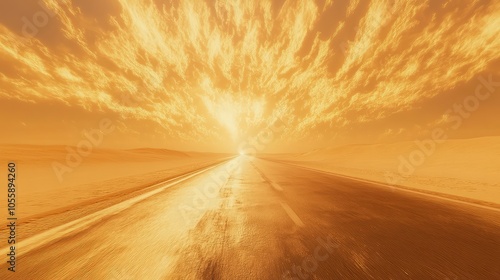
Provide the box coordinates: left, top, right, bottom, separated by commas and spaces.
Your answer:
2, 157, 500, 279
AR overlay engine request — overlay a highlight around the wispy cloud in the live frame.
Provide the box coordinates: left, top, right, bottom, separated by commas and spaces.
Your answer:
1, 0, 498, 147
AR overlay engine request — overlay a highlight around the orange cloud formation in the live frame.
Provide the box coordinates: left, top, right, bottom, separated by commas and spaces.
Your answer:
0, 0, 499, 151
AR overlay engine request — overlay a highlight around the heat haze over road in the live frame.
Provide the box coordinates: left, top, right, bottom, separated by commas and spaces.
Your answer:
1, 1, 500, 279
2, 157, 499, 279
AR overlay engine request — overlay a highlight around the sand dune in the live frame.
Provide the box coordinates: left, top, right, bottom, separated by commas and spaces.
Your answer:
0, 145, 194, 163
264, 137, 500, 206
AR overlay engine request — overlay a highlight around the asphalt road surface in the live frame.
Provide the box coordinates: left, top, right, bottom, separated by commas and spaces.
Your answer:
2, 157, 499, 279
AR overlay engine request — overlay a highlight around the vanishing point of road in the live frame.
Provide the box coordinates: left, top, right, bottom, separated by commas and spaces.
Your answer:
2, 157, 499, 279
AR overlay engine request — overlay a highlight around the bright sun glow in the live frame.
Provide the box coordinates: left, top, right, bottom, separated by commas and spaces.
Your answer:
0, 0, 499, 153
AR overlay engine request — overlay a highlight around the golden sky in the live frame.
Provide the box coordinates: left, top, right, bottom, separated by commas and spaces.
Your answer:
0, 0, 499, 152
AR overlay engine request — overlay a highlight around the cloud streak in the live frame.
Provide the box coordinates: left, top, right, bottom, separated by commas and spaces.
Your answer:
0, 0, 499, 148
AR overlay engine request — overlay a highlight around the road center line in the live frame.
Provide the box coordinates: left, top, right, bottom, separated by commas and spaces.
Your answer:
249, 161, 305, 227
250, 161, 283, 191
280, 202, 305, 227
270, 181, 284, 191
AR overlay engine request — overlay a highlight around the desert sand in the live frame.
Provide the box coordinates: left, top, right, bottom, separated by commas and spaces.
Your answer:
0, 145, 230, 219
263, 136, 500, 207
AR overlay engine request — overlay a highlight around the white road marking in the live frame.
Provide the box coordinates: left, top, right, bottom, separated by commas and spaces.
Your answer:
250, 161, 284, 192
250, 162, 303, 226
280, 202, 305, 227
0, 159, 235, 258
270, 181, 284, 191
